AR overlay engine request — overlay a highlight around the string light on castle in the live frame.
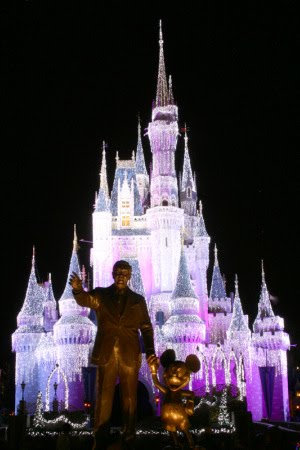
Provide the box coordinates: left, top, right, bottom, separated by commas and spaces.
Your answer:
12, 21, 290, 423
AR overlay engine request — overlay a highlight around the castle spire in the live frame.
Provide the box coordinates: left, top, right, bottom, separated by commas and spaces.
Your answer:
255, 260, 275, 320
227, 275, 250, 337
234, 274, 240, 299
95, 143, 110, 212
180, 127, 197, 218
171, 247, 197, 300
43, 273, 57, 332
182, 128, 195, 192
164, 246, 205, 345
209, 244, 227, 300
73, 224, 79, 253
100, 141, 109, 198
168, 75, 174, 104
44, 273, 56, 304
16, 247, 45, 327
60, 226, 81, 300
135, 116, 147, 175
196, 200, 209, 237
155, 20, 169, 107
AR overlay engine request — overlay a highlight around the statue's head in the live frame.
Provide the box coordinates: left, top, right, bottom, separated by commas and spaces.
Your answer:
160, 349, 200, 392
112, 260, 132, 290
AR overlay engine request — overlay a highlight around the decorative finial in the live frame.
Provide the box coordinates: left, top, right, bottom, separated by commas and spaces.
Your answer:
168, 75, 174, 104
32, 245, 35, 263
138, 114, 141, 137
199, 200, 203, 215
214, 244, 219, 267
184, 123, 188, 145
159, 19, 163, 47
156, 20, 168, 107
180, 228, 184, 250
131, 150, 135, 161
234, 274, 239, 298
261, 259, 265, 284
73, 224, 79, 252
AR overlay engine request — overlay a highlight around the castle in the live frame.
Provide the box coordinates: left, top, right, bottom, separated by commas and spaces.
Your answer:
12, 22, 290, 422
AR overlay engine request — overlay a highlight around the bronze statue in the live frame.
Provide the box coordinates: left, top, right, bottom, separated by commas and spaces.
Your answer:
69, 260, 158, 450
148, 349, 200, 449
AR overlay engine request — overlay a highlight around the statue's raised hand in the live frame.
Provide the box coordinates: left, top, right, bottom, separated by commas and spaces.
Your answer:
69, 271, 82, 291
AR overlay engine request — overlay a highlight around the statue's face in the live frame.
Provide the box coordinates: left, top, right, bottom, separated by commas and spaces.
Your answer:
163, 361, 190, 392
112, 268, 131, 290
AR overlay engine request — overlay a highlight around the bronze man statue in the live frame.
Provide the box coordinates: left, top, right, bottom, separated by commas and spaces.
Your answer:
69, 260, 157, 450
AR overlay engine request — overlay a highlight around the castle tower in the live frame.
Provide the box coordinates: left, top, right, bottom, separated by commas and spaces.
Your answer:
53, 227, 96, 410
250, 261, 290, 421
92, 142, 113, 287
148, 21, 179, 208
146, 21, 183, 292
163, 246, 206, 359
207, 245, 232, 344
12, 247, 46, 413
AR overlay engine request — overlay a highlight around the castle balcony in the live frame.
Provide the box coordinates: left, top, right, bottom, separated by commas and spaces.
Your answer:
146, 205, 184, 230
252, 330, 290, 350
253, 316, 284, 333
151, 104, 178, 122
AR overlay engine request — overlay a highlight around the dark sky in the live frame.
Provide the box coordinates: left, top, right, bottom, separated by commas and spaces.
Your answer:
1, 3, 300, 367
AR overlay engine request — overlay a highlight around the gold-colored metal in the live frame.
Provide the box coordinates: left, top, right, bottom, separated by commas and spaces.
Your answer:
149, 350, 200, 449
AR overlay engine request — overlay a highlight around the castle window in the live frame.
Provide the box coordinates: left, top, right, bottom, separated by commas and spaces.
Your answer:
121, 215, 130, 227
121, 199, 131, 227
187, 187, 191, 198
162, 199, 168, 206
156, 310, 165, 327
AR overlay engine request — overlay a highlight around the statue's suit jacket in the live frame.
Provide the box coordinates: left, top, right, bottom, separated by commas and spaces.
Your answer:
73, 284, 155, 366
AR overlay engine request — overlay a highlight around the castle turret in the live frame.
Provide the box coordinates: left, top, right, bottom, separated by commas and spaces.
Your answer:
163, 246, 206, 360
53, 228, 96, 410
92, 142, 113, 287
180, 129, 197, 217
12, 247, 46, 413
148, 20, 179, 208
226, 275, 251, 347
192, 201, 210, 321
250, 261, 290, 421
207, 245, 232, 344
146, 21, 183, 292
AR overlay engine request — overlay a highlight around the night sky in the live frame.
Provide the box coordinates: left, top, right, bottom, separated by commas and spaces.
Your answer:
1, 3, 299, 370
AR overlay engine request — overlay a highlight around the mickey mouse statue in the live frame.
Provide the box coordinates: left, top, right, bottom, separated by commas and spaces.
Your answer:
148, 349, 200, 449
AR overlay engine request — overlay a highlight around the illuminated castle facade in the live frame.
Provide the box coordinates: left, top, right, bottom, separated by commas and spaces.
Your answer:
12, 23, 290, 422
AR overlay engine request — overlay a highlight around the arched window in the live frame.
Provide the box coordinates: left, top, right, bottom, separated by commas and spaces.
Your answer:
156, 311, 165, 328
162, 199, 168, 206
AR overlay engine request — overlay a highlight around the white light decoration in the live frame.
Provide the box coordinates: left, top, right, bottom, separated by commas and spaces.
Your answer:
45, 365, 69, 411
12, 22, 290, 424
33, 392, 89, 430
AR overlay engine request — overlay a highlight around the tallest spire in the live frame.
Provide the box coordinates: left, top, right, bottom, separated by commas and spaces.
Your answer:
155, 20, 169, 107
